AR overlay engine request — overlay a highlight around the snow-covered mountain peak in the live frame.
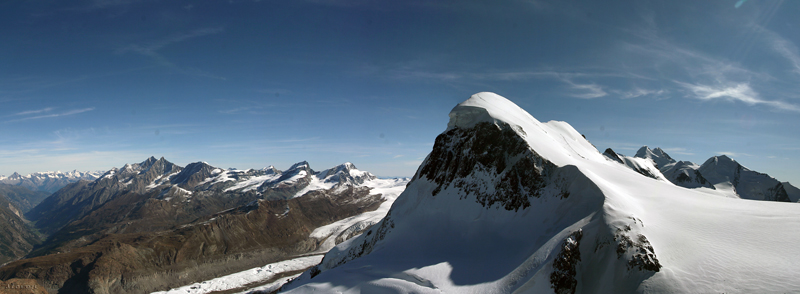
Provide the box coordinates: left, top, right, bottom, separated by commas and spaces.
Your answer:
445, 92, 603, 168
288, 161, 311, 172
263, 165, 280, 173
447, 92, 541, 131
316, 162, 376, 185
634, 146, 676, 169
702, 155, 743, 173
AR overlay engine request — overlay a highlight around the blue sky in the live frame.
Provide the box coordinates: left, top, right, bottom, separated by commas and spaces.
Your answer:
1, 1, 799, 185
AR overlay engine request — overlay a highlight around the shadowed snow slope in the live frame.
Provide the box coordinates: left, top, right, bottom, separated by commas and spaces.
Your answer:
281, 92, 800, 294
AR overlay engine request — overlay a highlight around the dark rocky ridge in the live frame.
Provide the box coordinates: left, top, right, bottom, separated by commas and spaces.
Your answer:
419, 121, 559, 211
0, 184, 49, 214
0, 193, 39, 265
26, 157, 184, 236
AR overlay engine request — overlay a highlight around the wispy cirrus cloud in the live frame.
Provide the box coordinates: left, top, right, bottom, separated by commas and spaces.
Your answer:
561, 78, 607, 99
13, 107, 54, 116
617, 88, 665, 99
759, 26, 800, 75
5, 107, 95, 123
676, 82, 800, 112
117, 28, 226, 80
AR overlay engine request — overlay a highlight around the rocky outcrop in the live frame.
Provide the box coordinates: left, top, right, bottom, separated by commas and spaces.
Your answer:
419, 122, 559, 211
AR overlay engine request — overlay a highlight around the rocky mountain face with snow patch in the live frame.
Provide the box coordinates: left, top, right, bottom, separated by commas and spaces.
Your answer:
0, 158, 403, 294
603, 148, 666, 181
697, 155, 790, 201
0, 170, 101, 194
282, 92, 800, 294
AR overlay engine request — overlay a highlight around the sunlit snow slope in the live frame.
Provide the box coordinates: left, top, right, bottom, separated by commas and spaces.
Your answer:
281, 92, 800, 294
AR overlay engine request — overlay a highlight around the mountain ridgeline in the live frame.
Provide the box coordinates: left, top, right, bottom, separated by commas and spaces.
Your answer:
604, 146, 795, 202
0, 157, 405, 294
0, 171, 100, 194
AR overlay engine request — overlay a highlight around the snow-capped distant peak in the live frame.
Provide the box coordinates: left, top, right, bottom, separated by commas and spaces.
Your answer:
634, 146, 676, 169
288, 161, 311, 171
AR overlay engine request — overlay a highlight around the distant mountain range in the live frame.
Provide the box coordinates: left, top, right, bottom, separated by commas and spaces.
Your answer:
0, 170, 101, 193
0, 157, 406, 294
604, 146, 797, 202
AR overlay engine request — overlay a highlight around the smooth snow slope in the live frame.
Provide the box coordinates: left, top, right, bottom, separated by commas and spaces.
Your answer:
282, 92, 800, 294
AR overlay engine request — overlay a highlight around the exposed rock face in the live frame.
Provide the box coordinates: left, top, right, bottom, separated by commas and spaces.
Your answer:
170, 162, 217, 188
603, 148, 665, 181
784, 182, 800, 202
661, 161, 714, 189
551, 230, 583, 294
603, 148, 624, 164
419, 122, 558, 211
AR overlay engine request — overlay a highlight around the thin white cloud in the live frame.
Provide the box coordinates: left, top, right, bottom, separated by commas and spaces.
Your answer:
5, 107, 95, 123
618, 88, 665, 99
14, 107, 54, 116
760, 27, 800, 74
561, 78, 607, 99
676, 82, 800, 112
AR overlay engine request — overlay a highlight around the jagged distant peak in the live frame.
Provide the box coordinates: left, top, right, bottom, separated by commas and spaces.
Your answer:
141, 156, 158, 165
316, 162, 375, 185
262, 165, 280, 173
635, 145, 670, 160
633, 146, 676, 170
288, 161, 311, 171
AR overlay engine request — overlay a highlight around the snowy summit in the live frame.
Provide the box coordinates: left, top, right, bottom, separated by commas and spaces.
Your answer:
281, 92, 800, 294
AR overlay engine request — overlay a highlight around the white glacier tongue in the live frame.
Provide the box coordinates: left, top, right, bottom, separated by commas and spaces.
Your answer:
282, 92, 800, 294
